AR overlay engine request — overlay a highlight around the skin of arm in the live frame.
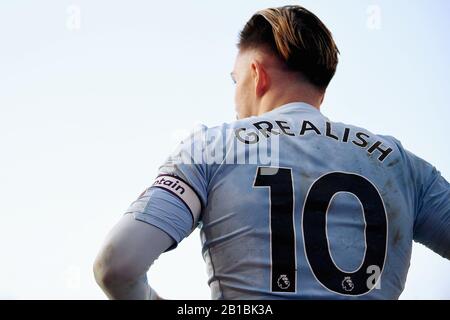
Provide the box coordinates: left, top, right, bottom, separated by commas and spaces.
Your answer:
93, 214, 175, 300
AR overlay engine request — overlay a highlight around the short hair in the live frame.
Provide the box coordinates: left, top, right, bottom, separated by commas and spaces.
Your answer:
237, 5, 339, 90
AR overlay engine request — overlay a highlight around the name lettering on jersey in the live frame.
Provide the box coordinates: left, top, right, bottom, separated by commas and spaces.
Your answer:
235, 120, 394, 162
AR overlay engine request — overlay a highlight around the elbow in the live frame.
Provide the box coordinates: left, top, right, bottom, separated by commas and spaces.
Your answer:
93, 248, 115, 290
93, 245, 134, 291
93, 253, 110, 290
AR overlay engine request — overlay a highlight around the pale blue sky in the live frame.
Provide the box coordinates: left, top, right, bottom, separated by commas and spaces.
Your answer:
0, 1, 448, 299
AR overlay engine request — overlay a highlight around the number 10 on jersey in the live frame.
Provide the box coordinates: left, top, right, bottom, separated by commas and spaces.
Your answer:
253, 167, 388, 296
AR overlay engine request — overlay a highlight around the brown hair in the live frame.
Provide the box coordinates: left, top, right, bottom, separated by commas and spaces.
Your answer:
238, 5, 339, 90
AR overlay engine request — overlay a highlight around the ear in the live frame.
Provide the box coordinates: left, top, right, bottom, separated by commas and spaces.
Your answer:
251, 61, 269, 98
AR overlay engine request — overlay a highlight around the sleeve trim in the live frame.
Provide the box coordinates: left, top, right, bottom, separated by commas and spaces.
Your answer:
125, 212, 179, 252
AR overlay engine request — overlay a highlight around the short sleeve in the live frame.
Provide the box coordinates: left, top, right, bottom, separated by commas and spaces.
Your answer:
408, 151, 450, 259
124, 125, 209, 251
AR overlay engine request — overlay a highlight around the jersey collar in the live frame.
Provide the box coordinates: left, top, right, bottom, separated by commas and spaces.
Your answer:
262, 101, 322, 117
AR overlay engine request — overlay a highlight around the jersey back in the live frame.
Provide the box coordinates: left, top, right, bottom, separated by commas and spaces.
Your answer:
194, 103, 447, 299
126, 102, 450, 299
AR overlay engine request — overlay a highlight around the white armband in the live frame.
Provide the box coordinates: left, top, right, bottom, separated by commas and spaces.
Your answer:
152, 175, 202, 225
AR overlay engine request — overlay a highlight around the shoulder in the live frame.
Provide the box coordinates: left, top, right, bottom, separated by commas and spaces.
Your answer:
196, 117, 263, 146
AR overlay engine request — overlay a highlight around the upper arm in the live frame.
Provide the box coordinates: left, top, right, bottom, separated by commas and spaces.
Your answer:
95, 214, 175, 282
95, 126, 210, 296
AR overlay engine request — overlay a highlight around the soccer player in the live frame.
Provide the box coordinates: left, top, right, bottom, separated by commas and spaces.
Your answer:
93, 5, 450, 299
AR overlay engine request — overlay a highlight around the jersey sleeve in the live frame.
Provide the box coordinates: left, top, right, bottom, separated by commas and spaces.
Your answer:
124, 125, 209, 251
406, 149, 450, 259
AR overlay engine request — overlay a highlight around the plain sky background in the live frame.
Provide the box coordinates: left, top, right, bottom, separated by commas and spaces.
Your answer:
0, 0, 449, 299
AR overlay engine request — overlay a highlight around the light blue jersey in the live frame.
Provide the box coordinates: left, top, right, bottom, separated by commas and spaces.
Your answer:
125, 102, 450, 299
